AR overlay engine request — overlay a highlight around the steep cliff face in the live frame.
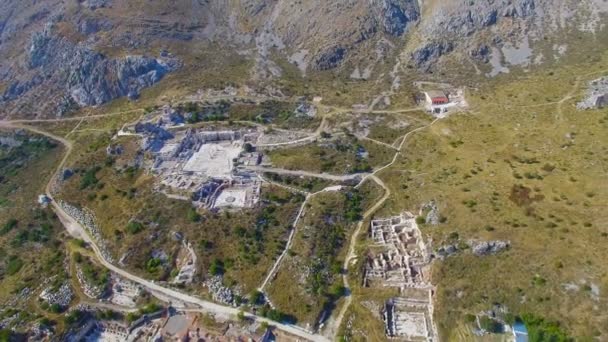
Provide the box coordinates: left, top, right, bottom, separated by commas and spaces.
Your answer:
2, 23, 178, 116
408, 0, 608, 68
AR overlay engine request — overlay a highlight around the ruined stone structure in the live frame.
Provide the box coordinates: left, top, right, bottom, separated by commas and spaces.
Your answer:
384, 294, 437, 341
366, 212, 432, 288
366, 212, 438, 341
141, 126, 262, 210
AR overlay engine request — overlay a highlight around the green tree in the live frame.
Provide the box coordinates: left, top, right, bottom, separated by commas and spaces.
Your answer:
49, 304, 62, 313
126, 221, 144, 234
209, 258, 224, 276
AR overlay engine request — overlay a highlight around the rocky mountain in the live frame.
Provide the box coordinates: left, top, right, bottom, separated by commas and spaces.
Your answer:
0, 0, 605, 118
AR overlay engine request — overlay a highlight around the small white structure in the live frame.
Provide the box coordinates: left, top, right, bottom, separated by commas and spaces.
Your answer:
38, 194, 51, 207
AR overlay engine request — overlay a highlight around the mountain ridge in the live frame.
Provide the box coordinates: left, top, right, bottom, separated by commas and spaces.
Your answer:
0, 0, 606, 118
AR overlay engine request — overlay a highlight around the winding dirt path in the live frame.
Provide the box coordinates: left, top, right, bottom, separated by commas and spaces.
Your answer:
0, 120, 329, 342
324, 116, 441, 339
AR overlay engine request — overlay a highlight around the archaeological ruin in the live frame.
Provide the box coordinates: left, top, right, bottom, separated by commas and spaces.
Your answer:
365, 212, 438, 341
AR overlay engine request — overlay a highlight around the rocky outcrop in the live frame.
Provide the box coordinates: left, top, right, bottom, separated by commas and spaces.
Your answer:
423, 201, 441, 225
315, 47, 347, 71
2, 24, 179, 116
470, 44, 491, 63
470, 240, 510, 256
374, 0, 420, 36
405, 0, 543, 69
67, 53, 174, 105
2, 76, 44, 101
411, 41, 454, 67
419, 0, 538, 38
28, 27, 178, 106
435, 240, 510, 259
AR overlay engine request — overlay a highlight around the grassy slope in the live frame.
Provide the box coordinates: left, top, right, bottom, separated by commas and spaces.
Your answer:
267, 135, 395, 174
369, 54, 608, 339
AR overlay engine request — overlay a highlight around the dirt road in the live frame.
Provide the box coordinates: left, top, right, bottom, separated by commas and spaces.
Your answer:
247, 166, 368, 182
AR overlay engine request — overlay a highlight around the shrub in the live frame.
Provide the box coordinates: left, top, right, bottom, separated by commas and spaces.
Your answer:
209, 258, 224, 276
73, 252, 83, 263
187, 208, 201, 222
141, 303, 161, 314
146, 258, 162, 273
0, 329, 12, 342
260, 321, 270, 331
249, 290, 264, 305
126, 221, 144, 235
265, 308, 285, 322
126, 312, 140, 323
521, 314, 571, 342
329, 284, 347, 298
96, 310, 118, 321
6, 255, 23, 275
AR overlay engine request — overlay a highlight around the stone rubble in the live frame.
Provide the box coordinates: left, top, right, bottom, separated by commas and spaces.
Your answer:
294, 101, 317, 118
58, 201, 114, 263
435, 244, 459, 259
39, 282, 73, 307
204, 276, 240, 306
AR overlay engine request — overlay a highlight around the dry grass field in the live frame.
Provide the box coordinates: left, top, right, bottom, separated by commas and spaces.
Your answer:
340, 52, 608, 340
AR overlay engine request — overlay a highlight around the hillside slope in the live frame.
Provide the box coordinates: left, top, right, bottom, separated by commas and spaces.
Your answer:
0, 0, 605, 117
